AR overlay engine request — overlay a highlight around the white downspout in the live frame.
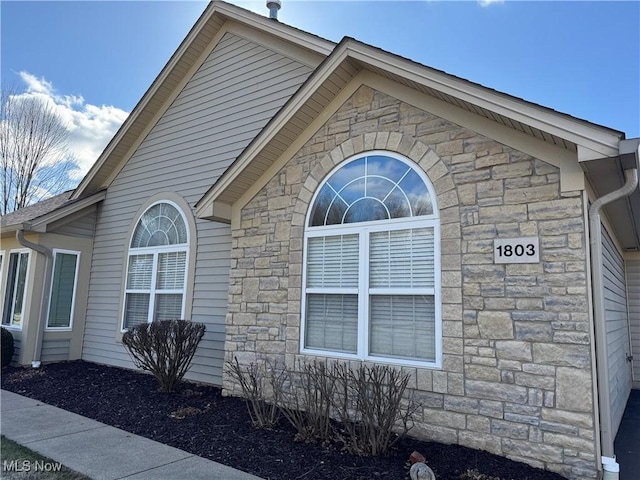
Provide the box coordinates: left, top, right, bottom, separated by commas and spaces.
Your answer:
16, 227, 52, 368
589, 142, 639, 477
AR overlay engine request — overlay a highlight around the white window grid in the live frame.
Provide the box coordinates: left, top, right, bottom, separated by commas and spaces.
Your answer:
301, 152, 442, 368
121, 201, 190, 331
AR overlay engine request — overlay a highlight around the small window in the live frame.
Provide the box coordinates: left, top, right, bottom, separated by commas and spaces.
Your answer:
302, 153, 441, 367
0, 251, 4, 286
122, 202, 189, 330
2, 251, 30, 328
0, 251, 4, 312
47, 251, 80, 329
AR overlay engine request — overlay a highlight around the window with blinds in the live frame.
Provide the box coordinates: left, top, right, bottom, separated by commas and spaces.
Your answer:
2, 251, 30, 328
306, 234, 359, 353
47, 251, 80, 329
122, 202, 189, 330
302, 153, 441, 367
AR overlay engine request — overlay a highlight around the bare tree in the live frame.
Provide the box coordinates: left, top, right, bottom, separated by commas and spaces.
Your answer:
0, 86, 75, 215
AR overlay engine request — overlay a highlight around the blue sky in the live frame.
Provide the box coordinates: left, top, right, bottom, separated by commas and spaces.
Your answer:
2, 0, 639, 178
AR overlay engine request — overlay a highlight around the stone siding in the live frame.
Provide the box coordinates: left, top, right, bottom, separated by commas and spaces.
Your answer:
224, 85, 595, 479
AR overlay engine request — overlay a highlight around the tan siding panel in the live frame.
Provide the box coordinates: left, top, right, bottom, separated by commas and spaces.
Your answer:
627, 259, 640, 387
602, 225, 632, 435
41, 339, 71, 363
82, 33, 313, 386
51, 211, 97, 238
11, 337, 21, 365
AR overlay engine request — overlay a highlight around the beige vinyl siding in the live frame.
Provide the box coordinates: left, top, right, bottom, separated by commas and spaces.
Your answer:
82, 33, 314, 385
627, 259, 640, 388
602, 225, 632, 434
10, 336, 20, 364
41, 339, 71, 363
50, 210, 97, 238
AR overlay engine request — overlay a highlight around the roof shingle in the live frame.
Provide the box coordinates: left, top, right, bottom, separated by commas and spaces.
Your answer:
0, 191, 74, 228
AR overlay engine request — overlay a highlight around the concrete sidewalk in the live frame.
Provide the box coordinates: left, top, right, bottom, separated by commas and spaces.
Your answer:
0, 390, 263, 480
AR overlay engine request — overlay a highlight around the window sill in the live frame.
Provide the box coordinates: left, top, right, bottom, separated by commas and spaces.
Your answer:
2, 325, 23, 331
300, 347, 442, 369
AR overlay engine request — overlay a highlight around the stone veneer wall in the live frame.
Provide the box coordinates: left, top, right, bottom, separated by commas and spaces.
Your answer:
223, 85, 596, 479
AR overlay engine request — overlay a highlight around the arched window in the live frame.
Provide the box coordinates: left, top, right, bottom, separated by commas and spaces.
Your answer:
122, 202, 189, 330
302, 152, 441, 366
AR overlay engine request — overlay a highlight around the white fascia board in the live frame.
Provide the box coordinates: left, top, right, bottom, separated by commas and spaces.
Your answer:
345, 44, 623, 157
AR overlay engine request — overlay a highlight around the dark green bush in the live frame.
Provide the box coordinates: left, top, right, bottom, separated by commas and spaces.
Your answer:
1, 327, 14, 367
122, 319, 205, 392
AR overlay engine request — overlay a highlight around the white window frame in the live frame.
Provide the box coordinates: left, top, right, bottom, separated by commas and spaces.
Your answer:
2, 249, 31, 330
0, 250, 5, 314
46, 249, 80, 331
301, 152, 442, 368
120, 200, 190, 332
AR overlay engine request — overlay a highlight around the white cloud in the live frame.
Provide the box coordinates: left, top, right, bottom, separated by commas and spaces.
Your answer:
15, 71, 129, 181
478, 0, 505, 7
20, 71, 54, 94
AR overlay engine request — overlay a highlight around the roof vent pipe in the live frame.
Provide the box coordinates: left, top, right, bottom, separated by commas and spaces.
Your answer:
267, 0, 281, 20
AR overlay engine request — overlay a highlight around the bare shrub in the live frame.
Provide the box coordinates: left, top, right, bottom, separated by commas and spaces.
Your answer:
227, 356, 419, 456
226, 357, 284, 428
279, 360, 335, 443
331, 363, 419, 455
122, 319, 205, 393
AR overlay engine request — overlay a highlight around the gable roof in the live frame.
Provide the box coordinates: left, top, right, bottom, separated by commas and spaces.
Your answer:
1, 189, 106, 235
193, 35, 638, 249
1, 191, 73, 227
71, 0, 334, 200
67, 1, 638, 249
195, 37, 626, 213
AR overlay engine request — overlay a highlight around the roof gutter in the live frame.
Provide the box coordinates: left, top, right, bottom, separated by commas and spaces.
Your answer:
589, 138, 639, 474
16, 225, 52, 368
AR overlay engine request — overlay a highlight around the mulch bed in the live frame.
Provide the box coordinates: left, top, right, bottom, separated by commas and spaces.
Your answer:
1, 360, 566, 480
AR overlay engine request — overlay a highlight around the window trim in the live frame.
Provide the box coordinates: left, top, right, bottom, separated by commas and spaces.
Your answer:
120, 200, 191, 332
0, 250, 4, 297
45, 249, 81, 331
300, 152, 442, 368
0, 250, 5, 319
2, 249, 31, 330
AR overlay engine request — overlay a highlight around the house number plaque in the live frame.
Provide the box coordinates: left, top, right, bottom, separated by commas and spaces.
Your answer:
493, 237, 540, 264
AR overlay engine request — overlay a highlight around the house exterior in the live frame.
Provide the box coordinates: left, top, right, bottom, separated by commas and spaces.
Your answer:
1, 2, 638, 479
1, 190, 104, 365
